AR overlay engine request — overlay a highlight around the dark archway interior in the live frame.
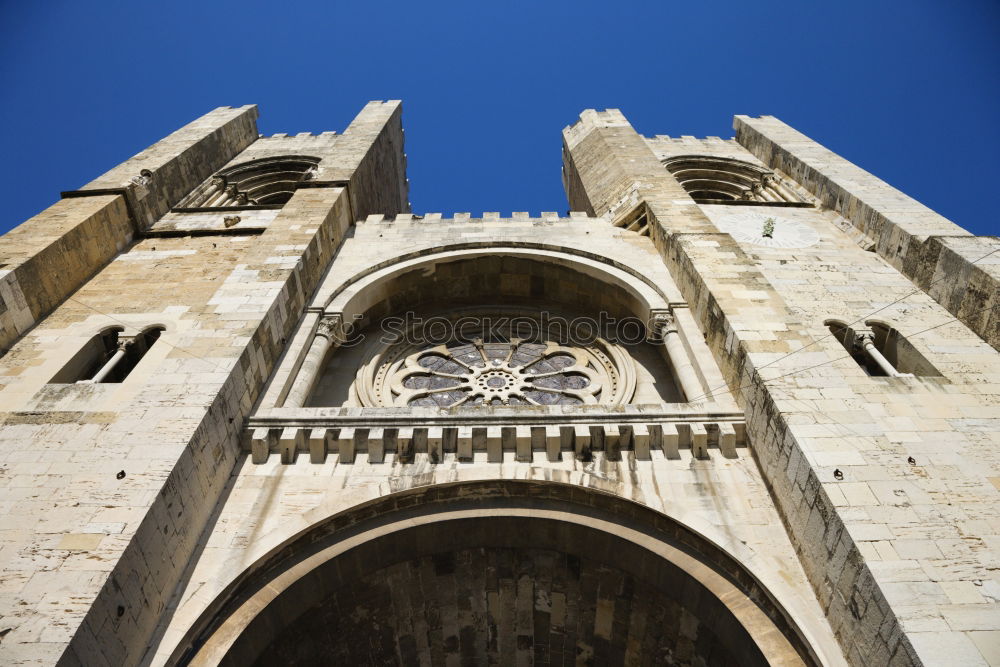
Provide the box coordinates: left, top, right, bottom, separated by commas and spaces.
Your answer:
347, 254, 649, 327
222, 517, 771, 667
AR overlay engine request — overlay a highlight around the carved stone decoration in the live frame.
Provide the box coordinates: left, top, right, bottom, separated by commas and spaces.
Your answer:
175, 156, 321, 208
316, 314, 345, 343
389, 339, 601, 407
130, 169, 153, 188
355, 316, 635, 408
129, 169, 154, 200
648, 311, 677, 341
851, 328, 876, 352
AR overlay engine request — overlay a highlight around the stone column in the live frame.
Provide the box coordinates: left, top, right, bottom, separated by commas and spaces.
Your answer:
853, 329, 909, 377
764, 174, 800, 202
653, 313, 704, 401
283, 315, 343, 407
83, 336, 134, 384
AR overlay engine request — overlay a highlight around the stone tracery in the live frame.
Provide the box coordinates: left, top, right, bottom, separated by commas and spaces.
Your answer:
355, 317, 636, 408
391, 339, 601, 407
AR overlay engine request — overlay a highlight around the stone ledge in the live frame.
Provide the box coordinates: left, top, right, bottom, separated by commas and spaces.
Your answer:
246, 418, 745, 464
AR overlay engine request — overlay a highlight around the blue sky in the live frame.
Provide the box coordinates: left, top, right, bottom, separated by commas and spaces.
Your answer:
1, 1, 997, 235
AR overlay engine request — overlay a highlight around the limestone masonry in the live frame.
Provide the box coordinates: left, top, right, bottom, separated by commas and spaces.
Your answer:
0, 101, 998, 665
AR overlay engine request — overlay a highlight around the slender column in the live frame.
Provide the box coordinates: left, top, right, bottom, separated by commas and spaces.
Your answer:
220, 184, 240, 207
854, 330, 909, 377
754, 180, 781, 202
83, 336, 134, 384
765, 174, 800, 202
283, 315, 343, 407
653, 313, 704, 401
201, 177, 227, 207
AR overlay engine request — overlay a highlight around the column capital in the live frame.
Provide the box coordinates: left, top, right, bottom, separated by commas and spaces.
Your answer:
316, 314, 345, 344
851, 328, 876, 350
647, 310, 677, 341
115, 334, 137, 352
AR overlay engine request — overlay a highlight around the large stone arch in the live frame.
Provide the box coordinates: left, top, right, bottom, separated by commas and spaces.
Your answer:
321, 245, 674, 325
291, 245, 697, 408
173, 481, 825, 666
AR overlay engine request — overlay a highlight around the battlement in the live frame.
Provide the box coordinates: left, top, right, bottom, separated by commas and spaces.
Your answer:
643, 133, 765, 165
563, 108, 631, 148
358, 211, 604, 224
256, 130, 338, 139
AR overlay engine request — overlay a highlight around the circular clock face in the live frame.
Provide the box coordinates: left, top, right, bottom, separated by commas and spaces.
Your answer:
711, 212, 821, 249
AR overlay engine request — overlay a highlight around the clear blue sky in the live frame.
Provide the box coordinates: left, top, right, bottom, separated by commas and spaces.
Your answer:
1, 1, 997, 235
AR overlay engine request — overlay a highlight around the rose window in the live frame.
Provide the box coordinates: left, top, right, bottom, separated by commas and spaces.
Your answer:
357, 330, 635, 408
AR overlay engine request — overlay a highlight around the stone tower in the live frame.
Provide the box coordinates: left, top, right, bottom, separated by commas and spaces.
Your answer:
0, 102, 997, 666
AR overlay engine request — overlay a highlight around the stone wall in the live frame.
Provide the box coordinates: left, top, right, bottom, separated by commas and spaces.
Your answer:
142, 207, 845, 665
0, 196, 131, 354
79, 106, 260, 229
734, 115, 1000, 352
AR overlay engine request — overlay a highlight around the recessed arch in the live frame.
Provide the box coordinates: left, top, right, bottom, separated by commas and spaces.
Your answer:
172, 481, 825, 667
322, 246, 673, 325
663, 155, 806, 204
304, 247, 684, 407
176, 155, 320, 208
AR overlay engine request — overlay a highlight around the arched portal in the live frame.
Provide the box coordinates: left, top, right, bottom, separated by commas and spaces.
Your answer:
176, 481, 821, 666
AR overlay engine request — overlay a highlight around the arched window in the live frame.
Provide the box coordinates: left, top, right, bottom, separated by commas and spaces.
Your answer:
825, 319, 939, 378
176, 156, 320, 210
864, 321, 941, 377
663, 156, 807, 205
49, 326, 165, 384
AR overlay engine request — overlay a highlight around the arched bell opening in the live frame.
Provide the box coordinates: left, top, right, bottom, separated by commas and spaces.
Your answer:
174, 481, 822, 667
301, 250, 690, 407
176, 155, 320, 209
663, 155, 807, 205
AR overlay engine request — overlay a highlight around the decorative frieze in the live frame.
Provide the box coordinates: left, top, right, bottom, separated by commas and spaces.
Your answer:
247, 417, 746, 464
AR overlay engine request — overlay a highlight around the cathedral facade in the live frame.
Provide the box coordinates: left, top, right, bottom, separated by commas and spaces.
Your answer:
0, 101, 998, 665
